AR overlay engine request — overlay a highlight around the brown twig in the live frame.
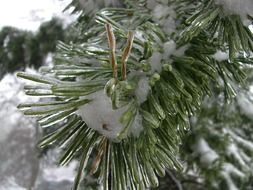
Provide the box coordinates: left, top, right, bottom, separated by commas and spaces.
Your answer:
90, 137, 108, 175
105, 23, 117, 79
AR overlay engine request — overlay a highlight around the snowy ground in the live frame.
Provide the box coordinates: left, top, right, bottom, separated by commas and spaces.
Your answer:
0, 70, 77, 190
0, 1, 77, 189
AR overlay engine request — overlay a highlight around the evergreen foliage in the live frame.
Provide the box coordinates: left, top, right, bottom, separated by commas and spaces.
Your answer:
0, 18, 67, 79
17, 0, 253, 189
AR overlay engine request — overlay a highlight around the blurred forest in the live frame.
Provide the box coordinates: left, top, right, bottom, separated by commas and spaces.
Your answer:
0, 17, 77, 79
0, 17, 79, 190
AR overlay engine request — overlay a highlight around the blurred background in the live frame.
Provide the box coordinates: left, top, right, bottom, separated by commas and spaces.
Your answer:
0, 0, 79, 189
0, 1, 253, 190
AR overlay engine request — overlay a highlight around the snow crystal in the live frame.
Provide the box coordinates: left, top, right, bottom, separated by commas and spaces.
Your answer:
77, 90, 129, 139
214, 0, 253, 26
134, 76, 150, 104
194, 138, 219, 166
212, 50, 229, 62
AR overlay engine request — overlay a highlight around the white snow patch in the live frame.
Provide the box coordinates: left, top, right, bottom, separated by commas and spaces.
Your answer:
214, 0, 253, 26
77, 90, 129, 139
194, 138, 219, 166
249, 25, 253, 33
212, 50, 229, 62
152, 4, 177, 34
135, 76, 151, 104
153, 4, 170, 20
163, 40, 177, 59
149, 52, 163, 73
237, 93, 253, 119
43, 161, 77, 182
44, 53, 54, 67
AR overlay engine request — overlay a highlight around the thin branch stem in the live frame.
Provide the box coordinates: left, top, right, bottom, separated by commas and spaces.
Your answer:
90, 137, 108, 175
166, 170, 184, 190
105, 23, 117, 79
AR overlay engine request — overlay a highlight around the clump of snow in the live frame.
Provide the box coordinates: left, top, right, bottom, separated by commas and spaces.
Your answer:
134, 76, 151, 104
153, 4, 170, 19
214, 0, 253, 26
237, 93, 253, 119
43, 161, 77, 182
149, 52, 163, 73
163, 40, 177, 59
77, 80, 147, 138
249, 25, 253, 33
77, 90, 129, 139
151, 3, 177, 34
193, 138, 219, 166
212, 50, 229, 62
148, 40, 177, 74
